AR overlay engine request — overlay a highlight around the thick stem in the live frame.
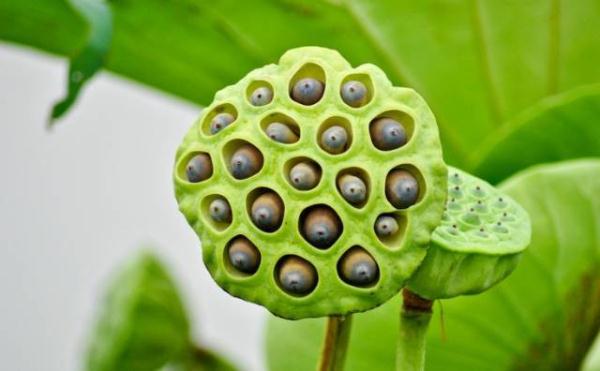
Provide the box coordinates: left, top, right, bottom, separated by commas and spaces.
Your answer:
318, 315, 353, 371
396, 289, 433, 371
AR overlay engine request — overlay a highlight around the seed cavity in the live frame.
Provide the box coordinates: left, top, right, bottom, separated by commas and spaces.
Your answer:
341, 80, 368, 107
209, 197, 232, 223
338, 247, 379, 287
370, 117, 407, 151
250, 191, 284, 232
287, 158, 321, 190
210, 113, 235, 135
276, 256, 317, 296
385, 168, 420, 209
291, 78, 324, 105
300, 205, 343, 249
184, 153, 213, 183
226, 236, 260, 275
320, 125, 348, 154
250, 86, 273, 106
226, 142, 263, 179
265, 122, 299, 144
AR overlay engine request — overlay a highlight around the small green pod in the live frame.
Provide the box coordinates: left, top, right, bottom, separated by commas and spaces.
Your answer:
406, 167, 531, 299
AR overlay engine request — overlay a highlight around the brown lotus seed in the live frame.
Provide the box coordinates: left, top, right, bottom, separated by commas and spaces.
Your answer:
251, 192, 284, 232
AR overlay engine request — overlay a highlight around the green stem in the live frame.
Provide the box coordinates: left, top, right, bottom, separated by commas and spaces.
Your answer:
318, 315, 353, 371
396, 289, 433, 371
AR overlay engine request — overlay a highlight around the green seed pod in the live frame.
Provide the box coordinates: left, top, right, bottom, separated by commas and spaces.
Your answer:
406, 167, 531, 300
174, 47, 447, 319
208, 197, 232, 223
210, 112, 235, 134
227, 237, 260, 274
251, 192, 284, 232
229, 144, 263, 179
277, 256, 318, 296
338, 247, 379, 287
265, 122, 299, 144
370, 117, 407, 150
337, 174, 367, 205
385, 169, 419, 209
185, 153, 212, 183
340, 80, 368, 107
250, 86, 273, 106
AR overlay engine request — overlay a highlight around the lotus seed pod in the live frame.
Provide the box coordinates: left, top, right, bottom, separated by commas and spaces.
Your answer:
210, 112, 235, 134
320, 125, 348, 154
229, 144, 263, 179
185, 153, 212, 183
339, 248, 379, 287
291, 78, 325, 105
208, 197, 232, 223
251, 192, 284, 232
375, 215, 399, 237
340, 80, 368, 107
337, 174, 367, 205
302, 207, 342, 249
227, 237, 260, 274
386, 169, 419, 209
277, 256, 317, 296
265, 122, 299, 144
407, 167, 531, 300
250, 86, 273, 106
370, 117, 407, 151
174, 47, 447, 319
289, 161, 320, 190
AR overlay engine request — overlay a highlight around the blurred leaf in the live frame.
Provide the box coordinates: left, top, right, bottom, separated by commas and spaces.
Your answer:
49, 0, 112, 125
86, 250, 237, 371
265, 159, 600, 371
2, 0, 600, 165
472, 84, 600, 184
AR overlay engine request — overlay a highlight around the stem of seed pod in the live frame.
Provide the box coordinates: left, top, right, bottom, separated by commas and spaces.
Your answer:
318, 315, 353, 371
396, 289, 433, 371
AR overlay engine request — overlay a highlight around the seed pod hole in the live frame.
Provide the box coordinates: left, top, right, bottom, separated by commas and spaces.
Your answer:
224, 236, 261, 276
299, 204, 343, 249
317, 116, 353, 155
340, 74, 373, 108
284, 157, 322, 191
336, 168, 370, 208
222, 140, 264, 180
201, 195, 232, 231
201, 103, 238, 136
337, 246, 379, 288
246, 81, 274, 107
260, 113, 300, 144
179, 152, 213, 183
247, 188, 285, 233
374, 213, 406, 248
385, 165, 424, 209
289, 63, 326, 106
275, 255, 318, 296
369, 111, 414, 151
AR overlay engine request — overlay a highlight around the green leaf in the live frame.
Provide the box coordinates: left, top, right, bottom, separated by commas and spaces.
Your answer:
49, 0, 112, 125
471, 84, 600, 184
265, 159, 600, 371
2, 1, 599, 165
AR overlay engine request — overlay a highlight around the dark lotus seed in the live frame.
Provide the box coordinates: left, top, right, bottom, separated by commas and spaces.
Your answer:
210, 113, 235, 134
209, 197, 231, 223
278, 256, 317, 295
228, 237, 260, 274
302, 207, 342, 249
265, 122, 299, 144
251, 192, 284, 232
185, 153, 213, 183
340, 80, 368, 107
370, 117, 407, 151
229, 144, 263, 179
337, 174, 367, 205
339, 249, 379, 287
385, 170, 419, 209
291, 78, 324, 105
375, 215, 399, 237
289, 162, 320, 190
250, 86, 273, 106
320, 125, 348, 154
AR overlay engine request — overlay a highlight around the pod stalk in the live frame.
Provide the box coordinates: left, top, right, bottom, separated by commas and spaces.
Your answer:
396, 289, 433, 371
318, 315, 353, 371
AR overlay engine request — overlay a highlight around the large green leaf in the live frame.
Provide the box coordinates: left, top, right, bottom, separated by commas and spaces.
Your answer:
265, 159, 600, 371
2, 0, 599, 165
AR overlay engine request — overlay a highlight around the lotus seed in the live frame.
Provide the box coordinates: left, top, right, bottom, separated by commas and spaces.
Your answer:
210, 112, 235, 134
462, 209, 481, 225
339, 249, 379, 287
337, 174, 367, 205
278, 256, 317, 295
291, 78, 324, 105
265, 122, 299, 144
375, 215, 399, 237
185, 153, 213, 183
370, 117, 407, 150
228, 237, 260, 274
341, 80, 368, 107
320, 125, 348, 154
250, 86, 273, 106
289, 161, 320, 190
302, 207, 342, 249
209, 197, 232, 223
229, 144, 263, 179
385, 170, 419, 209
251, 192, 284, 232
